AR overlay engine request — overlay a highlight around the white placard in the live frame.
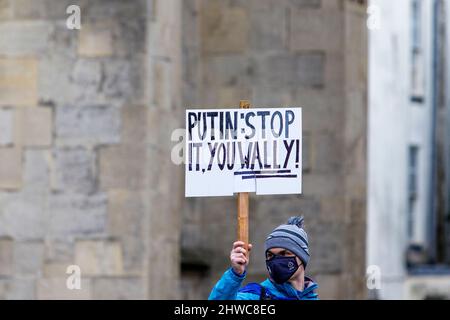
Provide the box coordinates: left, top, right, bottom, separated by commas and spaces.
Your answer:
185, 108, 302, 197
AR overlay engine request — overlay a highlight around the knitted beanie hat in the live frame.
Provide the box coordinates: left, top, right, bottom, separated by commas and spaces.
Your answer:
264, 216, 310, 267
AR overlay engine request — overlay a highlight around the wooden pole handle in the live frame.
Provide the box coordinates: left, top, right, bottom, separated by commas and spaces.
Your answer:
238, 100, 250, 254
238, 192, 249, 247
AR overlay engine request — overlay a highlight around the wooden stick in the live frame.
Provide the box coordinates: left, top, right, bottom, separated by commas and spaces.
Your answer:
238, 100, 250, 255
237, 192, 249, 253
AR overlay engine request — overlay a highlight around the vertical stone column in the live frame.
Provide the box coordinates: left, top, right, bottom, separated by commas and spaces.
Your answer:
342, 0, 368, 299
180, 0, 368, 299
147, 0, 183, 299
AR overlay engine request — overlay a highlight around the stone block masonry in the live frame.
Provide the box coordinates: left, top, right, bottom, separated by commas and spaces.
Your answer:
0, 0, 183, 300
181, 0, 368, 300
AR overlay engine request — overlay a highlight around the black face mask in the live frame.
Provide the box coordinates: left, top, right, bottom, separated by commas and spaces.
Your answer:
265, 255, 300, 284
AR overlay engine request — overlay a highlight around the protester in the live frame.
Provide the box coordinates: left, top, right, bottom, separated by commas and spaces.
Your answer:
209, 216, 319, 300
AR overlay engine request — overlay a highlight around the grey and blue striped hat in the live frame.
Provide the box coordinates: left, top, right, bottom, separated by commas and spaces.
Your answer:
264, 216, 310, 267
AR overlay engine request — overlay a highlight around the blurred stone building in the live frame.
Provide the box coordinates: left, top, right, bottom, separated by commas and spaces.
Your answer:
0, 0, 367, 299
368, 0, 450, 300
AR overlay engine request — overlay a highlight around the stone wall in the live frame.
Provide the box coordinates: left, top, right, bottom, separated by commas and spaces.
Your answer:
0, 0, 183, 299
181, 0, 368, 299
0, 0, 366, 300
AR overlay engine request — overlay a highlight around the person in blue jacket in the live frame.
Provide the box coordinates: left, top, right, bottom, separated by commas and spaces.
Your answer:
208, 216, 318, 300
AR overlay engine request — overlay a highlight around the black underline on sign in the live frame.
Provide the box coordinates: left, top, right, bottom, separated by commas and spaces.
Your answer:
241, 174, 298, 180
234, 170, 291, 176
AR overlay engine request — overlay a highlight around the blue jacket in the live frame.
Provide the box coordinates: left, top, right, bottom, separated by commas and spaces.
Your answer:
208, 268, 319, 300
